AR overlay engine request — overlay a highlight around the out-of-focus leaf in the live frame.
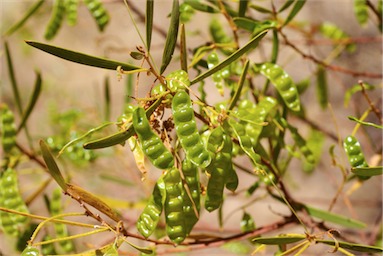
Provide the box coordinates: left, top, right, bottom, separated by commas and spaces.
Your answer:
233, 18, 277, 34
348, 116, 383, 129
240, 212, 255, 232
4, 0, 45, 36
316, 65, 328, 109
17, 71, 42, 133
351, 166, 383, 177
283, 0, 306, 26
40, 140, 68, 191
26, 41, 142, 71
104, 76, 111, 121
344, 83, 374, 107
302, 129, 324, 173
278, 0, 295, 13
316, 240, 383, 253
184, 0, 219, 13
146, 0, 154, 51
191, 30, 268, 84
249, 3, 272, 14
319, 22, 356, 52
354, 0, 369, 26
5, 41, 23, 114
160, 0, 180, 74
125, 240, 153, 254
295, 78, 310, 94
252, 234, 306, 245
238, 0, 249, 17
303, 205, 367, 229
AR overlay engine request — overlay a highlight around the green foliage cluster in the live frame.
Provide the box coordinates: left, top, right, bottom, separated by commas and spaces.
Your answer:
1, 0, 382, 255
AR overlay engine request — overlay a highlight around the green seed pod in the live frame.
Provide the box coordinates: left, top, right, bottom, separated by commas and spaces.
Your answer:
255, 63, 301, 112
44, 0, 65, 40
319, 22, 356, 52
343, 136, 368, 168
163, 167, 186, 244
83, 0, 110, 31
172, 90, 211, 168
181, 158, 200, 234
132, 107, 174, 169
287, 125, 315, 164
1, 105, 17, 155
209, 18, 234, 55
65, 0, 79, 26
166, 70, 190, 93
50, 188, 75, 253
207, 52, 228, 96
137, 179, 165, 238
180, 3, 195, 23
0, 168, 29, 236
21, 246, 40, 256
41, 235, 57, 255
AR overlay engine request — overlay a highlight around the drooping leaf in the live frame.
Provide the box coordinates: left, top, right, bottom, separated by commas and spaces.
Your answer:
180, 23, 188, 71
228, 60, 249, 110
344, 83, 374, 107
4, 0, 45, 36
5, 41, 23, 114
39, 140, 67, 191
146, 0, 154, 51
191, 30, 268, 84
160, 0, 180, 74
249, 3, 273, 14
26, 41, 142, 71
104, 76, 111, 121
278, 0, 295, 13
238, 0, 249, 17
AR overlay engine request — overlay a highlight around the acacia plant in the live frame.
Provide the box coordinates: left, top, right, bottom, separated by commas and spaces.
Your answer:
1, 0, 382, 255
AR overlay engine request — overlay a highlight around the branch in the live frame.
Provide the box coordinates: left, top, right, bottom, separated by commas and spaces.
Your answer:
278, 29, 382, 79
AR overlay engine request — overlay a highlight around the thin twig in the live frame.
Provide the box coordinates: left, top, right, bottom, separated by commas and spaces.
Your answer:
278, 29, 382, 79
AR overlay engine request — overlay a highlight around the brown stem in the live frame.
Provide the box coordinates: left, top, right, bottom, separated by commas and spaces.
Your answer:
359, 80, 382, 123
366, 0, 383, 26
278, 29, 382, 79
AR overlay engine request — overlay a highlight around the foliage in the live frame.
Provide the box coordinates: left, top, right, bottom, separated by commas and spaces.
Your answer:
1, 0, 382, 255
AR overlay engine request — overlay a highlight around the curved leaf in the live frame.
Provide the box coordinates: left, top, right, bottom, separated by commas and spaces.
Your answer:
351, 166, 383, 177
26, 41, 141, 71
252, 234, 306, 245
191, 30, 268, 85
316, 240, 383, 253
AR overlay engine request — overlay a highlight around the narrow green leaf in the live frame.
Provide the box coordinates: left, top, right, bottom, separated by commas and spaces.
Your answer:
160, 0, 180, 74
351, 166, 383, 177
316, 240, 383, 253
26, 41, 141, 71
184, 0, 219, 13
348, 116, 383, 129
191, 30, 268, 85
40, 140, 68, 191
283, 0, 306, 26
233, 18, 277, 34
17, 71, 42, 133
180, 23, 188, 72
5, 41, 23, 114
252, 234, 306, 245
249, 4, 273, 14
4, 0, 45, 36
304, 205, 366, 229
316, 65, 328, 109
271, 30, 279, 63
104, 76, 111, 121
146, 0, 154, 51
278, 0, 295, 13
238, 0, 249, 17
228, 60, 249, 110
125, 240, 153, 254
84, 98, 161, 149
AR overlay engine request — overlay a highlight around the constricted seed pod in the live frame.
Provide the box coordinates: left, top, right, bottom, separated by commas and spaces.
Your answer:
172, 90, 211, 168
132, 107, 174, 169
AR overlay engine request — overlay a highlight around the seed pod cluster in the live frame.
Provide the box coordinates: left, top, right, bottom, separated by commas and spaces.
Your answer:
83, 0, 110, 31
